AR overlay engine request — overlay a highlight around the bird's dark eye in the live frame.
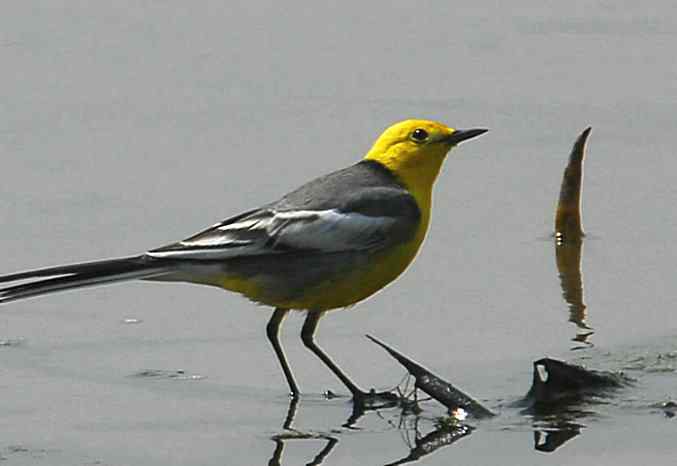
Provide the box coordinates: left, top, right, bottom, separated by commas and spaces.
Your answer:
411, 128, 429, 142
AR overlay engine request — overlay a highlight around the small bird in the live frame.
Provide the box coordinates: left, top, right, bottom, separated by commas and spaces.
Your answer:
0, 120, 486, 400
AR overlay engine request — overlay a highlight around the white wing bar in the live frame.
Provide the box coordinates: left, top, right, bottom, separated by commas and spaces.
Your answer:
146, 209, 396, 260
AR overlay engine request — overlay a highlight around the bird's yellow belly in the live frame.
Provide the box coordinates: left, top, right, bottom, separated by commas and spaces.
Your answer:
212, 226, 427, 312
287, 238, 423, 311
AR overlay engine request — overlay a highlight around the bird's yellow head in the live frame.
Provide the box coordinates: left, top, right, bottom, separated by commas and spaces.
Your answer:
364, 119, 487, 197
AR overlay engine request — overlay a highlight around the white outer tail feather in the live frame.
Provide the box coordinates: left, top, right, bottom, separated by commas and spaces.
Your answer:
0, 256, 168, 304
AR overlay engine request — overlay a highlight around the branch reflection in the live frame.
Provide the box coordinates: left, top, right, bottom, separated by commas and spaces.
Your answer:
555, 239, 593, 348
267, 395, 473, 466
385, 416, 473, 466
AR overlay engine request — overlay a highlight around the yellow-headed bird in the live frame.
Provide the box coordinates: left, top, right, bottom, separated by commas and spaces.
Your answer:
0, 120, 486, 400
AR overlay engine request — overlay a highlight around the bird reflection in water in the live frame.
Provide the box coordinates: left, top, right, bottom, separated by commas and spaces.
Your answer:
554, 127, 595, 348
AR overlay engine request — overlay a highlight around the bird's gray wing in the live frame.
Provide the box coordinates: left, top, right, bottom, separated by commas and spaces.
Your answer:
146, 187, 420, 260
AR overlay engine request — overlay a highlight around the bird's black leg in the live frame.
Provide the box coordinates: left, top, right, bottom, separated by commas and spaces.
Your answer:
267, 308, 300, 398
301, 311, 364, 397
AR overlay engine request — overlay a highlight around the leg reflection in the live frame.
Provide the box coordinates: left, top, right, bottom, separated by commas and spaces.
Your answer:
307, 437, 339, 466
268, 396, 339, 466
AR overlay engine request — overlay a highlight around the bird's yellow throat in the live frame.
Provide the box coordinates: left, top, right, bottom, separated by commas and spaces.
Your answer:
364, 119, 458, 225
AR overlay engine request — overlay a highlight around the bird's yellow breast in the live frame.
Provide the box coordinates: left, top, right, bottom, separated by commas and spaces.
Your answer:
286, 219, 429, 311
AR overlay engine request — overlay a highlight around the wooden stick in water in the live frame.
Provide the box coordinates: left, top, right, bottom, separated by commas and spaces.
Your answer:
555, 127, 592, 244
366, 334, 495, 419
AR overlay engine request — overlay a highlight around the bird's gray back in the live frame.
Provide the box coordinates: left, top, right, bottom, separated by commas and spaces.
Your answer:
272, 160, 408, 211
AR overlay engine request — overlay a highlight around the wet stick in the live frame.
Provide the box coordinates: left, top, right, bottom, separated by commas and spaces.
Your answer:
366, 335, 494, 419
555, 127, 591, 243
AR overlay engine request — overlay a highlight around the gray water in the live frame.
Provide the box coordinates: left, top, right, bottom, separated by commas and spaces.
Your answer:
1, 1, 676, 465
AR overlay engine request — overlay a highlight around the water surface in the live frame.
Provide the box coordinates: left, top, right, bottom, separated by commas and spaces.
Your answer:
1, 1, 676, 464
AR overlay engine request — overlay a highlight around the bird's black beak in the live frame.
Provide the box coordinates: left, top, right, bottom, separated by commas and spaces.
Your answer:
444, 128, 488, 145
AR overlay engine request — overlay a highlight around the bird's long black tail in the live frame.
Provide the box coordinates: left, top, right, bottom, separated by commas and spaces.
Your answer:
0, 255, 170, 304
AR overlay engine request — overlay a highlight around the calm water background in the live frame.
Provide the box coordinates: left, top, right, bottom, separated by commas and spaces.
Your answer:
1, 1, 676, 465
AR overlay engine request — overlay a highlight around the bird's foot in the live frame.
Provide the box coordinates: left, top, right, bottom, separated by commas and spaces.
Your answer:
342, 389, 402, 428
352, 388, 401, 409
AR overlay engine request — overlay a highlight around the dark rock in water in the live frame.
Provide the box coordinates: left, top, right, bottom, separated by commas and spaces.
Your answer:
366, 335, 495, 419
526, 358, 626, 406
